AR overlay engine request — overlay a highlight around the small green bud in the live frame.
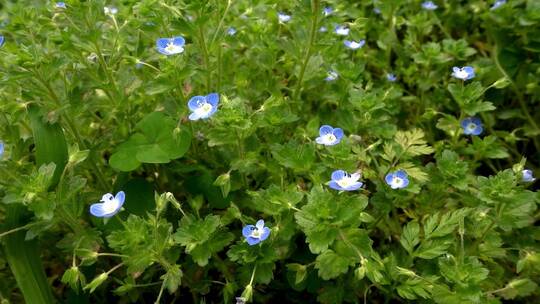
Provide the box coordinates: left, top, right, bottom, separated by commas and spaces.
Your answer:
84, 273, 108, 293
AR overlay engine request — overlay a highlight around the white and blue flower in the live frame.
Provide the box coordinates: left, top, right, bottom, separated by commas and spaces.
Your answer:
491, 0, 506, 10
0, 141, 4, 158
522, 169, 535, 182
325, 70, 338, 81
385, 170, 409, 189
329, 170, 363, 191
104, 6, 118, 15
242, 220, 271, 246
315, 125, 344, 146
55, 2, 67, 9
422, 1, 438, 10
278, 12, 291, 23
344, 39, 365, 50
323, 7, 333, 16
188, 93, 219, 121
461, 117, 483, 136
451, 66, 475, 80
90, 191, 125, 218
156, 36, 185, 55
0, 36, 4, 47
387, 73, 397, 82
319, 26, 328, 33
334, 25, 350, 36
227, 27, 237, 36
373, 7, 382, 14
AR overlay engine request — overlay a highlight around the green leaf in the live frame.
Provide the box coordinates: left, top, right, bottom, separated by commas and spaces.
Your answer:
497, 278, 538, 300
109, 112, 191, 171
315, 250, 350, 280
271, 141, 316, 172
161, 265, 183, 294
400, 221, 420, 254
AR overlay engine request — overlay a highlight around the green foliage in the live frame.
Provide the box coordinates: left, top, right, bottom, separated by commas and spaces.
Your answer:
1, 0, 540, 303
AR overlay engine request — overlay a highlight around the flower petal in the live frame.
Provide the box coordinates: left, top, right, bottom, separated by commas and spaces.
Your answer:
260, 227, 271, 241
328, 180, 343, 191
345, 182, 363, 191
246, 237, 260, 246
242, 225, 254, 238
319, 125, 333, 135
115, 191, 125, 205
189, 112, 202, 121
173, 36, 185, 47
156, 38, 170, 49
395, 170, 407, 179
333, 128, 344, 140
188, 96, 206, 111
331, 170, 346, 181
256, 220, 265, 230
206, 93, 219, 107
385, 173, 394, 185
90, 203, 108, 217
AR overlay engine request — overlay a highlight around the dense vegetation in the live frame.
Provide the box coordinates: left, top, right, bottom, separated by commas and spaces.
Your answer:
1, 0, 539, 303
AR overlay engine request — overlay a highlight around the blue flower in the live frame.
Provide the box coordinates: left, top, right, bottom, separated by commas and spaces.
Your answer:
90, 191, 125, 218
278, 12, 291, 23
491, 0, 506, 10
188, 93, 219, 121
451, 66, 475, 80
373, 7, 382, 14
55, 2, 67, 9
325, 70, 338, 81
227, 27, 237, 36
522, 169, 535, 182
344, 39, 365, 50
156, 36, 185, 55
323, 7, 333, 16
315, 125, 343, 146
319, 26, 328, 33
0, 141, 4, 158
242, 220, 271, 245
387, 73, 397, 82
328, 170, 363, 191
104, 6, 118, 15
0, 36, 4, 47
460, 117, 483, 136
422, 1, 438, 10
385, 170, 409, 189
334, 25, 349, 36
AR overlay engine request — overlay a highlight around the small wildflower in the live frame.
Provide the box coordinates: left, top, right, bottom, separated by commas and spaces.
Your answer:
325, 70, 338, 81
0, 36, 4, 47
87, 53, 98, 62
227, 27, 237, 36
55, 2, 67, 9
386, 73, 397, 82
156, 36, 185, 55
522, 169, 535, 182
90, 191, 125, 218
278, 12, 291, 23
385, 170, 409, 189
319, 26, 328, 33
103, 6, 118, 16
242, 220, 271, 245
0, 141, 4, 158
323, 7, 333, 16
373, 7, 382, 14
460, 117, 483, 136
451, 66, 475, 80
188, 93, 219, 121
491, 0, 506, 10
328, 170, 363, 191
344, 39, 365, 50
315, 125, 343, 146
236, 297, 246, 304
422, 1, 438, 10
334, 25, 349, 36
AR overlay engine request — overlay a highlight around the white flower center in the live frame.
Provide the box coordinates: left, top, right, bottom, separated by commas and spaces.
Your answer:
165, 42, 183, 54
195, 102, 213, 117
455, 69, 468, 79
337, 176, 356, 188
323, 133, 337, 144
250, 228, 262, 239
467, 123, 477, 131
392, 177, 403, 187
101, 196, 119, 214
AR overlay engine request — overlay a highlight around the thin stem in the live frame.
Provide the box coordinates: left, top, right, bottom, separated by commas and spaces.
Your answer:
292, 0, 320, 100
248, 264, 257, 286
155, 279, 167, 304
0, 222, 41, 239
210, 0, 232, 46
198, 25, 211, 91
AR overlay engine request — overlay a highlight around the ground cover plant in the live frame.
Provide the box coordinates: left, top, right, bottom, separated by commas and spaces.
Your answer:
1, 0, 540, 303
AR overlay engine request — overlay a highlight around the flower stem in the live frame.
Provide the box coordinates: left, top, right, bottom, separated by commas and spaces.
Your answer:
292, 0, 320, 101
